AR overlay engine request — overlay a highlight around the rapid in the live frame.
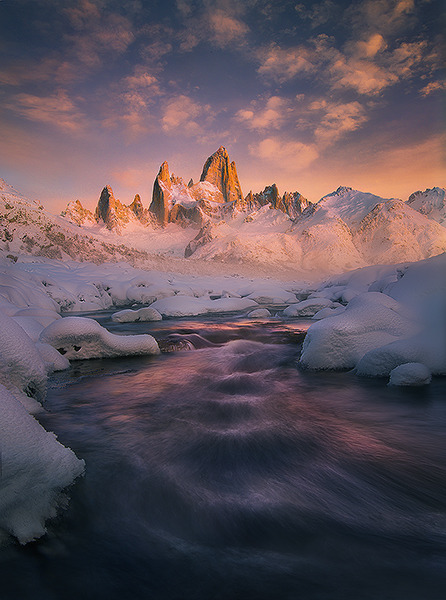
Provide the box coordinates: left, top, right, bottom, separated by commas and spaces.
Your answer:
1, 312, 445, 600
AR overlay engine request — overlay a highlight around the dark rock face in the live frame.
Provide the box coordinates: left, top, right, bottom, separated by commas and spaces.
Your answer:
169, 203, 203, 228
184, 221, 216, 258
149, 161, 171, 227
95, 186, 121, 230
237, 185, 312, 220
199, 146, 243, 204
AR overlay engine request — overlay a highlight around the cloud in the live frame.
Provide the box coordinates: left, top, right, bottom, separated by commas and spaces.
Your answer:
5, 89, 86, 133
355, 33, 387, 58
63, 0, 135, 69
235, 96, 290, 130
207, 9, 249, 47
257, 44, 317, 82
161, 95, 212, 135
346, 0, 417, 36
311, 100, 368, 145
252, 137, 319, 171
294, 1, 339, 28
419, 80, 446, 96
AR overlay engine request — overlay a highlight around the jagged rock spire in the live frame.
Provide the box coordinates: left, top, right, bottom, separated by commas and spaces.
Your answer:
95, 185, 119, 230
149, 161, 171, 226
200, 146, 243, 204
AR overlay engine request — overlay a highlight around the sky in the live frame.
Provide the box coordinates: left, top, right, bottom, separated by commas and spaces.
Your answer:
0, 0, 445, 212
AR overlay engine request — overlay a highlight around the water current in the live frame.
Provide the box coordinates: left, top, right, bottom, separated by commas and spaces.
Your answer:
1, 310, 445, 599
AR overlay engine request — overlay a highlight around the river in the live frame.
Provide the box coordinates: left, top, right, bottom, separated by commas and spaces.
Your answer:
1, 311, 445, 599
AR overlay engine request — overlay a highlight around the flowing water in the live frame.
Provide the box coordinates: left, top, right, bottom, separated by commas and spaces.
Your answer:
1, 311, 446, 600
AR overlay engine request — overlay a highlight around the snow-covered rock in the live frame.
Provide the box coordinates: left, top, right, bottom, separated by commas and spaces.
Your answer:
112, 307, 163, 322
150, 295, 258, 317
0, 384, 85, 545
283, 297, 334, 317
300, 292, 414, 370
407, 187, 446, 226
0, 311, 48, 402
40, 316, 160, 360
388, 363, 432, 387
247, 308, 271, 318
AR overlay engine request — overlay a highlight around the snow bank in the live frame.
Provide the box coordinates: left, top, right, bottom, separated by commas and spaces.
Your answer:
0, 312, 48, 403
111, 307, 163, 323
40, 316, 160, 360
248, 308, 272, 318
300, 254, 446, 384
149, 295, 258, 317
300, 292, 414, 370
0, 384, 85, 544
283, 297, 335, 317
388, 363, 432, 387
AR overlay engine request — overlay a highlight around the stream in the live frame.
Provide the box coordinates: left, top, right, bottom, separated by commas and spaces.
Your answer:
1, 311, 445, 599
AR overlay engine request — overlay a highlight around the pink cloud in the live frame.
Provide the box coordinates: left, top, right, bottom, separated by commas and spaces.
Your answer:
5, 89, 86, 133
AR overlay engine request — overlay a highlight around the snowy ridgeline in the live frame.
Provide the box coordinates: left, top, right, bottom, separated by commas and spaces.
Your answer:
0, 252, 445, 545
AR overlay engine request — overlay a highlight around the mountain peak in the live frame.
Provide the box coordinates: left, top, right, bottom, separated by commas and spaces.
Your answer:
199, 147, 243, 204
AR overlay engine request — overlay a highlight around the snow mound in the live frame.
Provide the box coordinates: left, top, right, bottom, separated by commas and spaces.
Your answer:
388, 363, 432, 387
248, 308, 271, 318
150, 295, 258, 317
111, 307, 163, 323
0, 312, 48, 402
300, 292, 414, 370
40, 316, 160, 359
0, 383, 85, 544
283, 297, 334, 317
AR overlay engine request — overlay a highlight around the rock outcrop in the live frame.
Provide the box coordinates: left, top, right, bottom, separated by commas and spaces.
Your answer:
237, 185, 311, 219
95, 186, 132, 230
61, 200, 95, 227
199, 146, 243, 204
407, 187, 446, 226
149, 162, 171, 227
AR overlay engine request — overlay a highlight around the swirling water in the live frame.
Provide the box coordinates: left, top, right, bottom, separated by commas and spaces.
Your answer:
1, 313, 445, 600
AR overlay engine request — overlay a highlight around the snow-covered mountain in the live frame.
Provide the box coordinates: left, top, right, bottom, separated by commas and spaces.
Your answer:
2, 146, 446, 275
0, 178, 151, 264
406, 187, 446, 227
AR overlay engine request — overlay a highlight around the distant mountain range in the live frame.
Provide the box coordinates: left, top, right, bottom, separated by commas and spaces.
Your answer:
1, 146, 446, 274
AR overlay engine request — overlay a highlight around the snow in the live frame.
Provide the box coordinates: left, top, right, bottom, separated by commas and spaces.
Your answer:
300, 253, 446, 383
112, 307, 163, 322
149, 295, 258, 317
283, 297, 335, 317
0, 383, 85, 544
407, 187, 446, 226
0, 311, 48, 403
40, 316, 160, 360
248, 308, 272, 318
300, 292, 415, 370
388, 363, 432, 387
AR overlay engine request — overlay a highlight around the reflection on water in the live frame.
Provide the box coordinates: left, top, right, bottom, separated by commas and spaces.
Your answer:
1, 314, 445, 600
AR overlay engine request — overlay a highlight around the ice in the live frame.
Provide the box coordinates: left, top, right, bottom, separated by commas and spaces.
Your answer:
388, 363, 432, 386
0, 383, 85, 544
112, 307, 163, 323
40, 316, 160, 360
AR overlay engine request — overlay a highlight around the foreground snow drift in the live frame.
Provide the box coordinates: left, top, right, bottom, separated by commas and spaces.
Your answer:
300, 253, 446, 385
0, 384, 85, 544
40, 317, 160, 359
